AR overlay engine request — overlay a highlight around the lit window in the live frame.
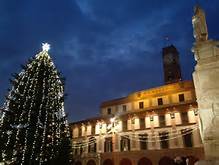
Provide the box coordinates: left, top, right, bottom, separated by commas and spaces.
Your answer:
139, 102, 144, 109
120, 136, 130, 151
140, 118, 145, 129
159, 115, 165, 127
179, 94, 185, 102
88, 137, 96, 153
131, 118, 135, 125
91, 125, 95, 135
75, 143, 83, 155
139, 134, 148, 150
122, 120, 127, 131
122, 105, 127, 112
107, 108, 111, 115
170, 113, 175, 119
157, 98, 163, 106
194, 109, 198, 116
150, 116, 154, 121
160, 132, 169, 149
79, 127, 82, 137
181, 112, 188, 124
78, 143, 84, 154
181, 129, 193, 147
104, 137, 113, 152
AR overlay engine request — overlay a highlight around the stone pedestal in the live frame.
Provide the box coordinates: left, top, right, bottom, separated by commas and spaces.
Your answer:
192, 40, 219, 164
195, 160, 219, 165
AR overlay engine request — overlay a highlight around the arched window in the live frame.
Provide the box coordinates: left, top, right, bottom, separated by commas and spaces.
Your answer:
181, 129, 193, 147
139, 134, 148, 150
104, 137, 113, 152
88, 137, 96, 153
74, 142, 83, 155
78, 142, 84, 155
120, 136, 130, 151
159, 132, 169, 149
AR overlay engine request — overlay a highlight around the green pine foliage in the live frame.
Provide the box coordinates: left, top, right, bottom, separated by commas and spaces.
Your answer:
0, 49, 73, 164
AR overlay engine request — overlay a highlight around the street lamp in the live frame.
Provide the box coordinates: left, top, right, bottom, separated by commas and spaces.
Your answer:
107, 117, 119, 134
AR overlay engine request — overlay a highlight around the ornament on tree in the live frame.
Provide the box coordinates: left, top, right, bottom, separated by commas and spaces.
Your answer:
10, 124, 29, 129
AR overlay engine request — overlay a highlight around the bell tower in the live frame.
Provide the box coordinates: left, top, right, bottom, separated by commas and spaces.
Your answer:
162, 45, 182, 84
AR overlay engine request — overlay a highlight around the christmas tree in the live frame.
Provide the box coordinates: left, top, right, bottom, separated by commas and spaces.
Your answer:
0, 43, 73, 164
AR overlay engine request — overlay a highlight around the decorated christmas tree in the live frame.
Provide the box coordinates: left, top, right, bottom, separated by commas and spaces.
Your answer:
0, 43, 73, 164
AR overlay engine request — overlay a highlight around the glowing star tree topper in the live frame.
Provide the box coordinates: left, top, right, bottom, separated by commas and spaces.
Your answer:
42, 43, 50, 52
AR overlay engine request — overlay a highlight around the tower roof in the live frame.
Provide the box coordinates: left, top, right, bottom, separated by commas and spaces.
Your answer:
162, 45, 179, 55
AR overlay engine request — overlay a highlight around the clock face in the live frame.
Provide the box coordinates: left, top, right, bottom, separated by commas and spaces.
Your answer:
164, 53, 174, 64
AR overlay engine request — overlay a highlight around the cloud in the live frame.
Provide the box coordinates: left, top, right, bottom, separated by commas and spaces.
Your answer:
1, 0, 219, 122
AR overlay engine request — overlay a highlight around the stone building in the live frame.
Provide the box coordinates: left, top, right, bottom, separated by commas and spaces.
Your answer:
70, 45, 204, 165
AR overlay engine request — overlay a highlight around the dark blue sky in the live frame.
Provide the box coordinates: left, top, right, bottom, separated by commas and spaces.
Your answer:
0, 0, 219, 122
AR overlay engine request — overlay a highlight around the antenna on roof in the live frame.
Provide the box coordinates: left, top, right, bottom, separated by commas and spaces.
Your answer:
194, 0, 201, 7
164, 35, 171, 47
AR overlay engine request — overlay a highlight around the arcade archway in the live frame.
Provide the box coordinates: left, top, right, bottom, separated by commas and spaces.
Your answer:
75, 161, 82, 165
87, 159, 96, 165
187, 156, 199, 165
103, 159, 114, 165
138, 157, 152, 165
120, 158, 132, 165
159, 156, 174, 165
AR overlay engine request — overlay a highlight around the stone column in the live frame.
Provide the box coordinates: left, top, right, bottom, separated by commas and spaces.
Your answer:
192, 40, 219, 163
113, 134, 119, 152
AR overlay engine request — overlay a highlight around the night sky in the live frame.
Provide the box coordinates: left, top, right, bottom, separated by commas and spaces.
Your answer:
0, 0, 219, 122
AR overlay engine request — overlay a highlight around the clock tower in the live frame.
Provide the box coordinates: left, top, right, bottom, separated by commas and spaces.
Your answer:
162, 45, 182, 84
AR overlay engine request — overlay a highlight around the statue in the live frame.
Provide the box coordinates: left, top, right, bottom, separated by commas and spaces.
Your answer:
192, 5, 208, 42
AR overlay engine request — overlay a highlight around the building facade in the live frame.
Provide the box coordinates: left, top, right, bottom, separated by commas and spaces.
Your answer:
71, 45, 204, 165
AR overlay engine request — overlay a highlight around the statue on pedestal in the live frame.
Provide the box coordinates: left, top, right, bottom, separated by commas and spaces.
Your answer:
192, 5, 208, 42
192, 4, 219, 165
